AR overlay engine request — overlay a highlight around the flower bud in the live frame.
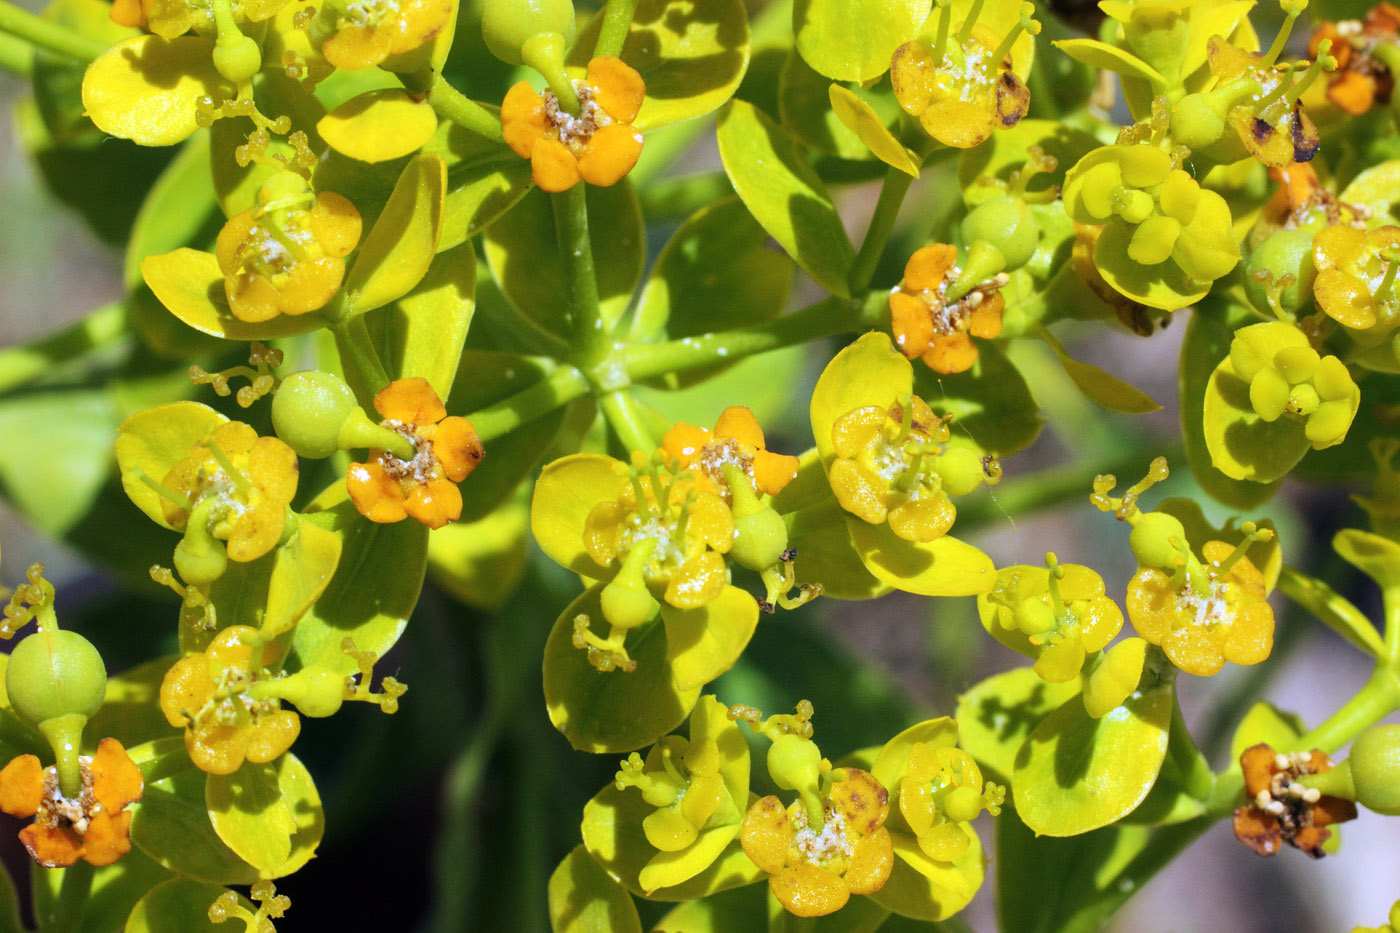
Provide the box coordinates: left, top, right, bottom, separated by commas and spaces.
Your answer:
6, 630, 107, 726
272, 371, 359, 459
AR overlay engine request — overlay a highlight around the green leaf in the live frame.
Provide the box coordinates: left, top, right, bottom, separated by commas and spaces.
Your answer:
914, 342, 1044, 456
955, 666, 1083, 783
427, 494, 530, 609
82, 36, 233, 146
779, 52, 871, 161
430, 120, 533, 250
483, 182, 643, 333
129, 747, 259, 885
1012, 682, 1172, 836
784, 499, 890, 600
530, 453, 626, 580
114, 401, 226, 529
1335, 528, 1400, 594
206, 753, 322, 878
363, 241, 475, 399
548, 846, 642, 933
140, 249, 330, 340
1051, 39, 1166, 89
869, 832, 983, 922
847, 518, 996, 597
568, 0, 751, 133
793, 0, 929, 82
653, 885, 767, 931
290, 495, 427, 674
1229, 700, 1304, 763
717, 99, 855, 297
1039, 327, 1162, 414
662, 585, 760, 690
633, 197, 794, 342
544, 584, 701, 753
1277, 565, 1385, 658
318, 89, 439, 164
86, 657, 181, 751
261, 519, 343, 638
827, 84, 920, 176
810, 333, 912, 465
344, 154, 446, 315
124, 131, 221, 289
35, 848, 172, 933
125, 879, 253, 933
1201, 356, 1310, 483
0, 389, 116, 536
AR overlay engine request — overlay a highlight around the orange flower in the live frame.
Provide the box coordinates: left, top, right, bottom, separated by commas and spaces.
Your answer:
660, 406, 799, 502
159, 626, 301, 775
1308, 5, 1400, 116
501, 56, 645, 193
319, 0, 454, 70
346, 378, 484, 530
0, 738, 143, 868
1126, 540, 1274, 677
740, 768, 894, 918
1313, 223, 1400, 331
1232, 743, 1357, 858
889, 244, 1008, 374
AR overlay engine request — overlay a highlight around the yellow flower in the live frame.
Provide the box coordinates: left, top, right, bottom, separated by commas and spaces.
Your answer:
110, 0, 287, 39
501, 56, 646, 192
318, 0, 454, 70
740, 768, 894, 918
897, 742, 1002, 863
889, 243, 1008, 374
660, 406, 800, 502
215, 172, 362, 324
1313, 223, 1400, 332
346, 378, 484, 530
159, 626, 301, 774
0, 739, 144, 869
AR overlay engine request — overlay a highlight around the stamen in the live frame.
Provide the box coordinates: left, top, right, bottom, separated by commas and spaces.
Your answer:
991, 2, 1039, 65
1286, 41, 1335, 103
1212, 522, 1275, 575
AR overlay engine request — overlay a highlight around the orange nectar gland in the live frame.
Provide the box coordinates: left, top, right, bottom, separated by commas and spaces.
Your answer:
889, 0, 1037, 148
889, 242, 1009, 374
661, 407, 800, 503
317, 0, 454, 70
501, 56, 645, 193
1233, 744, 1357, 858
829, 393, 995, 543
215, 171, 362, 324
346, 378, 484, 530
0, 738, 143, 869
159, 626, 300, 775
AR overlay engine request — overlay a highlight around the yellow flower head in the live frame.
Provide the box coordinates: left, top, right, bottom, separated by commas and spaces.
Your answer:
1313, 223, 1400, 332
110, 0, 286, 39
890, 0, 1037, 148
1204, 35, 1325, 167
1306, 5, 1400, 118
889, 242, 1008, 374
346, 377, 484, 530
215, 171, 362, 324
318, 0, 454, 70
501, 56, 646, 192
159, 625, 301, 774
898, 742, 1003, 863
660, 406, 800, 503
162, 420, 299, 564
0, 739, 144, 869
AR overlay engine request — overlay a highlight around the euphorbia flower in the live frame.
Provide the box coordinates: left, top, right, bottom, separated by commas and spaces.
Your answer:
1233, 743, 1357, 857
316, 0, 454, 70
215, 171, 362, 324
1313, 223, 1400, 332
0, 739, 143, 868
110, 0, 286, 39
1308, 4, 1400, 117
347, 377, 484, 530
502, 56, 645, 192
660, 406, 800, 501
159, 625, 301, 774
889, 242, 1008, 374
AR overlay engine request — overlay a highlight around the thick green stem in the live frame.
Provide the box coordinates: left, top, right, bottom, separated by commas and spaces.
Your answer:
426, 76, 505, 143
468, 365, 590, 442
0, 0, 106, 60
599, 390, 654, 453
1167, 694, 1215, 801
331, 317, 391, 410
553, 184, 608, 365
42, 861, 92, 933
1386, 587, 1400, 662
0, 302, 126, 395
848, 167, 914, 294
594, 0, 638, 58
0, 28, 31, 74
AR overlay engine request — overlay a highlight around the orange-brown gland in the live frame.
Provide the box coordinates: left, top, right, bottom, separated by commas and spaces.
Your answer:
1233, 744, 1357, 857
828, 395, 959, 542
215, 191, 361, 324
890, 25, 1030, 149
1259, 162, 1349, 231
320, 0, 453, 70
660, 406, 800, 501
0, 739, 142, 868
159, 628, 300, 775
890, 244, 1007, 375
160, 421, 298, 563
1313, 224, 1400, 330
346, 378, 484, 530
500, 56, 645, 193
1126, 541, 1274, 677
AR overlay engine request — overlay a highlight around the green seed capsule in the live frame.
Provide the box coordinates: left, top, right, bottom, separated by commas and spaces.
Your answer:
6, 630, 107, 726
213, 34, 263, 85
282, 666, 346, 718
768, 734, 821, 792
480, 0, 577, 66
1349, 724, 1400, 815
1244, 229, 1317, 317
961, 198, 1039, 270
1129, 511, 1186, 569
272, 370, 359, 459
935, 446, 986, 497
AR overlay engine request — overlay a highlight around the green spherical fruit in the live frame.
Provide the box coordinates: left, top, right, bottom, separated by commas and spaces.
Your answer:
286, 666, 346, 718
272, 370, 359, 459
936, 446, 986, 497
768, 734, 822, 791
1169, 93, 1226, 150
1244, 229, 1317, 317
1129, 512, 1187, 569
731, 507, 789, 572
481, 0, 576, 65
1349, 724, 1400, 815
213, 34, 262, 85
6, 630, 107, 725
961, 199, 1039, 270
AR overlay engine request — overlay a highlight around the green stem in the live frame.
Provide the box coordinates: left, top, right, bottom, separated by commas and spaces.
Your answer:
0, 301, 126, 395
594, 0, 638, 58
1386, 586, 1400, 662
42, 861, 92, 933
599, 390, 654, 452
1167, 693, 1215, 801
553, 184, 607, 365
330, 317, 391, 410
467, 365, 589, 442
0, 28, 31, 74
848, 166, 914, 294
426, 76, 505, 143
0, 0, 107, 61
